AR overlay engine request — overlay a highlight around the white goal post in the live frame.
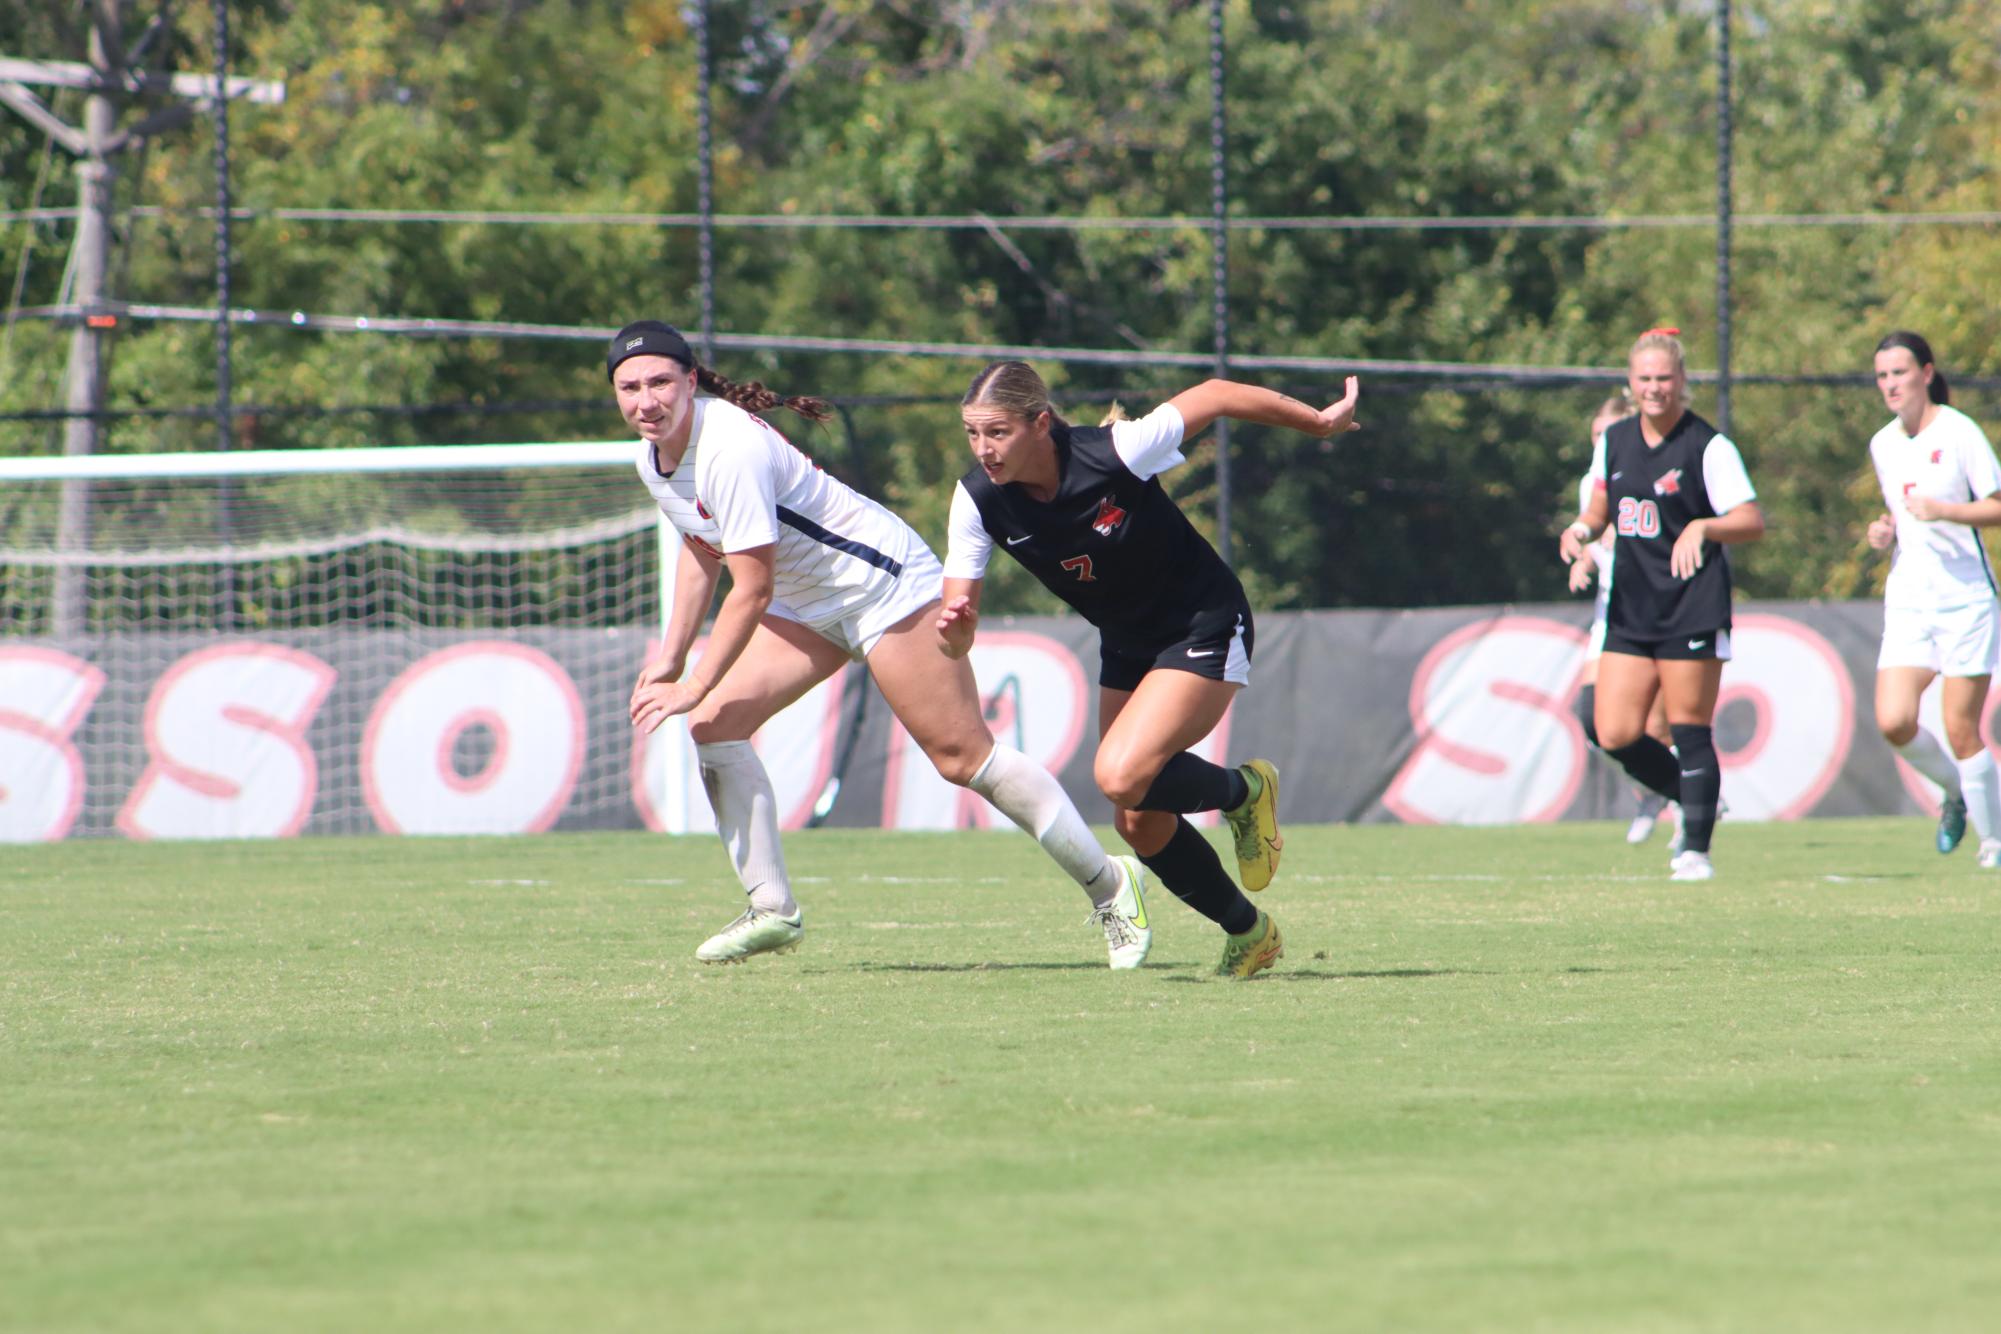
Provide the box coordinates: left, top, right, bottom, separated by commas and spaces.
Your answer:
0, 440, 718, 841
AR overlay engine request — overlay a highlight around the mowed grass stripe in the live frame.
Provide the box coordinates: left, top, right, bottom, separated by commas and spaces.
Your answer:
2, 820, 1996, 1333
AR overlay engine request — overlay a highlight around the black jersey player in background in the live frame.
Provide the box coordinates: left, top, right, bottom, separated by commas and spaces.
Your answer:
1559, 328, 1765, 880
937, 360, 1359, 977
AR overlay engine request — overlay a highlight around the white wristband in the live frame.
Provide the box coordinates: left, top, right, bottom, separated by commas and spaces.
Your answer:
1566, 521, 1593, 542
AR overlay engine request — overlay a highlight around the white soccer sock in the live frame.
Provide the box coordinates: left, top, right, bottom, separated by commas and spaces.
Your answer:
696, 740, 796, 915
1954, 748, 2001, 844
966, 744, 1118, 907
1895, 729, 1964, 799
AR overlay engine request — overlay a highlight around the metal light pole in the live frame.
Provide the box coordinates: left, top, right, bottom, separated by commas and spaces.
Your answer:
1208, 0, 1231, 561
692, 0, 717, 362
1715, 0, 1733, 434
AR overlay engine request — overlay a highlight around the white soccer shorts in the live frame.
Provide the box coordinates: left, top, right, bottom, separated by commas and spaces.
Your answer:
1877, 598, 2001, 677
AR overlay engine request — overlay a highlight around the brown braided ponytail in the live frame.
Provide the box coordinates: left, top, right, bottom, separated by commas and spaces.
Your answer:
692, 365, 832, 423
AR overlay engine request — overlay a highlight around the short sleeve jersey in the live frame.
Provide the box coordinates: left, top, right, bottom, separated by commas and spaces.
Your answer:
944, 404, 1244, 648
1869, 404, 2001, 612
1589, 411, 1756, 638
636, 397, 928, 622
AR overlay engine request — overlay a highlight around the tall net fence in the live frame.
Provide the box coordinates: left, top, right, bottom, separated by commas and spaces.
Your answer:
0, 446, 670, 839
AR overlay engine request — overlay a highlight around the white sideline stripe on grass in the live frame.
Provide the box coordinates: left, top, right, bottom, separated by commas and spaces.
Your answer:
470, 879, 550, 886
1345, 872, 1658, 884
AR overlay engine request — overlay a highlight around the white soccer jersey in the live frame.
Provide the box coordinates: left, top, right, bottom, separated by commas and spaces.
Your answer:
636, 397, 933, 624
1870, 404, 2001, 611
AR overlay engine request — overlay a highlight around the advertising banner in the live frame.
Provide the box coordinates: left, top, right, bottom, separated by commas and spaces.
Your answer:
0, 600, 1958, 840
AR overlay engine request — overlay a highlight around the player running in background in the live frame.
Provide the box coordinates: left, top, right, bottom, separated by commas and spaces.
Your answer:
1865, 330, 2001, 867
1559, 328, 1765, 881
1567, 390, 1678, 845
938, 361, 1359, 978
610, 322, 1152, 967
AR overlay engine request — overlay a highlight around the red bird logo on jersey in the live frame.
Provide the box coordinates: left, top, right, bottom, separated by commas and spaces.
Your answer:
1091, 497, 1128, 536
1931, 449, 1943, 464
1652, 469, 1683, 497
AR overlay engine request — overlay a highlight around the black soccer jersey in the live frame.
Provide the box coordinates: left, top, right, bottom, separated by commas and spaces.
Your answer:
1602, 411, 1738, 638
958, 421, 1244, 649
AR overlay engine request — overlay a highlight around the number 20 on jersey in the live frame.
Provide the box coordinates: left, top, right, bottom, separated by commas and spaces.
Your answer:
1615, 497, 1661, 538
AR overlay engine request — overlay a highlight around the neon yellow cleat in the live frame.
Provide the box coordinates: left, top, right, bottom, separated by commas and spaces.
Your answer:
696, 907, 803, 963
1088, 855, 1153, 970
1224, 759, 1283, 891
1216, 910, 1284, 979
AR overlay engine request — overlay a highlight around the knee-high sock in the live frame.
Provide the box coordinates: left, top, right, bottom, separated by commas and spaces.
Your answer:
968, 744, 1119, 906
1897, 728, 1964, 798
1606, 734, 1680, 803
696, 740, 795, 915
1574, 684, 1601, 748
1954, 748, 2000, 844
1669, 724, 1722, 855
1134, 751, 1249, 814
1137, 817, 1258, 935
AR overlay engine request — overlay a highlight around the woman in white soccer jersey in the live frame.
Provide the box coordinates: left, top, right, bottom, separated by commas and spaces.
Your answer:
1865, 330, 2001, 868
1567, 391, 1677, 845
1559, 328, 1765, 881
937, 361, 1360, 979
608, 322, 1151, 966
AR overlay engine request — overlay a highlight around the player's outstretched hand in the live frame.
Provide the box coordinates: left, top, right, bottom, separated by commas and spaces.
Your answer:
1312, 376, 1362, 438
1866, 513, 1896, 549
936, 594, 978, 659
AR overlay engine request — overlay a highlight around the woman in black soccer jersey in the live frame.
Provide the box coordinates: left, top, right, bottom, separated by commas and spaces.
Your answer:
1558, 328, 1765, 881
937, 361, 1360, 978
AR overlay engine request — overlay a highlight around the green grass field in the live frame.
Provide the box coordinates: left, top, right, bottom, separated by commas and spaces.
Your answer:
4, 819, 1999, 1333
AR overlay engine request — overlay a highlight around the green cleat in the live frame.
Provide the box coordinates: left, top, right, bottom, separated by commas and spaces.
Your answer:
696, 907, 803, 964
1217, 910, 1284, 979
1937, 796, 1968, 854
1223, 759, 1283, 892
1088, 855, 1152, 970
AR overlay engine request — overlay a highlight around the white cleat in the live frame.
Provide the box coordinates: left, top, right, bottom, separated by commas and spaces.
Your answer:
696, 907, 803, 963
1627, 792, 1668, 845
1980, 840, 2001, 870
1669, 850, 1715, 881
1089, 855, 1153, 970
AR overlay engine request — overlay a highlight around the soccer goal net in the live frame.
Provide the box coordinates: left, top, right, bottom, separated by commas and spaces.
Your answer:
0, 441, 703, 840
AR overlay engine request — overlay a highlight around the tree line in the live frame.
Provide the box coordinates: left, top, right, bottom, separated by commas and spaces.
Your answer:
2, 0, 1997, 615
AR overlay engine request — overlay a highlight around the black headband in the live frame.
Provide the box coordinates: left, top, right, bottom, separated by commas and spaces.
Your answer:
606, 321, 695, 380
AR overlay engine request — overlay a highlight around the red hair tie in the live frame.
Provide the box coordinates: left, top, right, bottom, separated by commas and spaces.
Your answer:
1641, 326, 1681, 337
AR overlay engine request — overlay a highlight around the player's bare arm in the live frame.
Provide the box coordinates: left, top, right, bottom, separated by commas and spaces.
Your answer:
1166, 376, 1361, 440
936, 577, 984, 660
636, 538, 723, 691
1560, 490, 1611, 565
1905, 490, 2001, 526
631, 543, 777, 733
1671, 501, 1766, 579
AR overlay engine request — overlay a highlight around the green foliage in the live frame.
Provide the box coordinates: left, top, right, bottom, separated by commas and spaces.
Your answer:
2, 0, 1997, 610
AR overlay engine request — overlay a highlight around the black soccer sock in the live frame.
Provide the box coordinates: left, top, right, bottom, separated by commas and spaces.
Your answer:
1134, 751, 1247, 814
1606, 734, 1681, 803
1670, 723, 1721, 854
1573, 684, 1600, 748
1137, 817, 1259, 935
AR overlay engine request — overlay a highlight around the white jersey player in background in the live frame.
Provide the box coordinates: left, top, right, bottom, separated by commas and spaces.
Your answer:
1866, 330, 2001, 867
607, 321, 1153, 966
